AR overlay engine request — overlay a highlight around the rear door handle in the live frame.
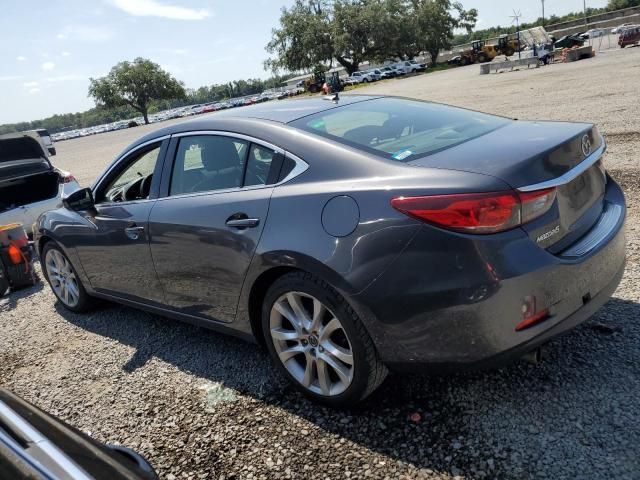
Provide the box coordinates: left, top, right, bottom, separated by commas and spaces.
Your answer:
225, 218, 260, 228
124, 225, 145, 240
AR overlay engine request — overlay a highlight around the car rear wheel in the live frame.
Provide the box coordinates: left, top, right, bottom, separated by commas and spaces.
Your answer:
262, 272, 387, 407
42, 242, 95, 312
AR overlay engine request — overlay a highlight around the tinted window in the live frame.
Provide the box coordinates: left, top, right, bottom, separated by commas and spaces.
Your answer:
244, 144, 275, 187
289, 98, 510, 162
170, 135, 248, 195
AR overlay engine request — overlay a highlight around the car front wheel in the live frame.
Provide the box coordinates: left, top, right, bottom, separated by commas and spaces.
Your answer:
42, 242, 95, 312
262, 272, 387, 407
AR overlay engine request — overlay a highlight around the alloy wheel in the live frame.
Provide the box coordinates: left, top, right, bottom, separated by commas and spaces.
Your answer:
269, 292, 354, 396
45, 249, 80, 308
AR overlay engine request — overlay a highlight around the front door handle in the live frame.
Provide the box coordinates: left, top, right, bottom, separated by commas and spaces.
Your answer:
124, 225, 145, 240
225, 218, 260, 229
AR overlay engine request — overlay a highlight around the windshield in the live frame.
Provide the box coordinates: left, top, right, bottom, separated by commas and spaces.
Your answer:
289, 98, 510, 162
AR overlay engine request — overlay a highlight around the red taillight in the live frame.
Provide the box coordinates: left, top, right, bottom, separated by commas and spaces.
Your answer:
391, 187, 556, 234
60, 173, 76, 184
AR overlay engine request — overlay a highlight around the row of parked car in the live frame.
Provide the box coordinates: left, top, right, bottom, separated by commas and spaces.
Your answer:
570, 23, 639, 46
344, 59, 427, 85
50, 89, 304, 142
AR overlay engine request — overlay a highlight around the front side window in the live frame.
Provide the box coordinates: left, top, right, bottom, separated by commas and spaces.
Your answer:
290, 98, 510, 162
170, 135, 248, 195
101, 145, 161, 203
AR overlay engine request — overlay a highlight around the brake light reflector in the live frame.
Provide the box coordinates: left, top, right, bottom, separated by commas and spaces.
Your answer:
60, 173, 76, 184
391, 187, 556, 234
519, 188, 556, 224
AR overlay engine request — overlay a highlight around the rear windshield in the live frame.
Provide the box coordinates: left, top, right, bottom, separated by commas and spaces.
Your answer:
289, 97, 510, 162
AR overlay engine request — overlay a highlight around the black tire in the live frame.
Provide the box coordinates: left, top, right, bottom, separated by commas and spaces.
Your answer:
41, 241, 96, 313
362, 78, 368, 83
262, 271, 387, 407
0, 275, 8, 297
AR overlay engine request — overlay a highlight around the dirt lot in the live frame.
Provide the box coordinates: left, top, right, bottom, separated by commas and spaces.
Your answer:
2, 46, 640, 479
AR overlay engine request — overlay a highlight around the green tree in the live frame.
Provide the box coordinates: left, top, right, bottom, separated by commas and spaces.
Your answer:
412, 0, 477, 66
265, 0, 413, 75
265, 0, 334, 74
88, 57, 185, 124
607, 0, 640, 9
332, 0, 404, 74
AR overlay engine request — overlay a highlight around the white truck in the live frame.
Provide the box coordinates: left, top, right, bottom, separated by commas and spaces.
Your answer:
346, 71, 376, 84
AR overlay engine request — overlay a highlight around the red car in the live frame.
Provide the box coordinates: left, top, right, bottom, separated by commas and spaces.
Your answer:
619, 25, 640, 47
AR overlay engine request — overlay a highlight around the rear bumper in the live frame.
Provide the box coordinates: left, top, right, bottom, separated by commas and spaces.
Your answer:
353, 178, 627, 371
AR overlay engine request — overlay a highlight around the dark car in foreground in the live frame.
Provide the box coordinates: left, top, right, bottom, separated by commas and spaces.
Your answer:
35, 95, 625, 406
0, 388, 156, 479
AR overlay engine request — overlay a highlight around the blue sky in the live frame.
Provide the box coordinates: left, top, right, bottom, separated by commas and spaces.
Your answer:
0, 0, 607, 124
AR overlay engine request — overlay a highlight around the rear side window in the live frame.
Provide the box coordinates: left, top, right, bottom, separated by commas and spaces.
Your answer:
289, 98, 510, 162
244, 144, 275, 187
170, 135, 248, 195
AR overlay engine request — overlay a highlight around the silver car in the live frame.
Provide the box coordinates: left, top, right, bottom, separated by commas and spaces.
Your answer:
0, 132, 79, 235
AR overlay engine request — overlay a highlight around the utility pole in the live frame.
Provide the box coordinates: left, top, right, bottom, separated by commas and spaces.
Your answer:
541, 0, 545, 27
583, 0, 588, 26
510, 10, 522, 60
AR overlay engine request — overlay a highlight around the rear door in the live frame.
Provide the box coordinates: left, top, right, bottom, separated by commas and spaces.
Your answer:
148, 132, 282, 322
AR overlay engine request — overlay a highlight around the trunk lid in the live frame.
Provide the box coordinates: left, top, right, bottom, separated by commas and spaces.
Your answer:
409, 121, 606, 249
0, 133, 52, 183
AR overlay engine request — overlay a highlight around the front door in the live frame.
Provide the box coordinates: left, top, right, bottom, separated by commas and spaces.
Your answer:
74, 141, 166, 303
149, 134, 278, 322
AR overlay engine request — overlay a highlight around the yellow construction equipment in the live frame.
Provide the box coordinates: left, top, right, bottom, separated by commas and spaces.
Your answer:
459, 35, 521, 66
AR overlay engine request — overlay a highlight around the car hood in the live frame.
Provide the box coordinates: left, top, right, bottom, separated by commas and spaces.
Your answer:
0, 133, 52, 182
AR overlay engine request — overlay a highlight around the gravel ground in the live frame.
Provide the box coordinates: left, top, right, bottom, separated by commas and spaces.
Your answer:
2, 46, 640, 480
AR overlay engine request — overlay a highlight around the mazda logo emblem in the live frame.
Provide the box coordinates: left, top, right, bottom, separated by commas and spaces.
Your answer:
581, 134, 592, 157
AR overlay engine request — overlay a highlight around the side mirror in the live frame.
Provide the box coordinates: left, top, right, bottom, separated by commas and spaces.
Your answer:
63, 188, 94, 211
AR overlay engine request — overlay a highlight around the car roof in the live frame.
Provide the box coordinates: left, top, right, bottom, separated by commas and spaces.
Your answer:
130, 95, 382, 148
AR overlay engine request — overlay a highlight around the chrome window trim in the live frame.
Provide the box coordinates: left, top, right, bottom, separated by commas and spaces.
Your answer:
281, 151, 309, 184
154, 184, 270, 203
517, 140, 606, 192
172, 130, 286, 155
168, 130, 309, 191
91, 135, 170, 192
91, 130, 309, 205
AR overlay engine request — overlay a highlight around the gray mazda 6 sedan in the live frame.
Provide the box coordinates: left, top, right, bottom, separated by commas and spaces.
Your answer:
35, 95, 626, 406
